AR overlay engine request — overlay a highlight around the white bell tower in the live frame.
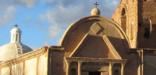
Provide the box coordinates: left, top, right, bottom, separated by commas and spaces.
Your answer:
10, 25, 21, 43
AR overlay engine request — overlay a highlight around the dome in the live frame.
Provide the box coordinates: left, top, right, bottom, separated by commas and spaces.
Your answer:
0, 25, 32, 61
10, 25, 21, 34
0, 43, 32, 61
91, 7, 101, 16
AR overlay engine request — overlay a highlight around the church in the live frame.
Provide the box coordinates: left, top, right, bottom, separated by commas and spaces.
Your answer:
0, 0, 156, 75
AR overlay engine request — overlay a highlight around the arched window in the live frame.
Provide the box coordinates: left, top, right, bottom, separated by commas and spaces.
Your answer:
143, 18, 152, 39
121, 8, 126, 16
121, 8, 127, 32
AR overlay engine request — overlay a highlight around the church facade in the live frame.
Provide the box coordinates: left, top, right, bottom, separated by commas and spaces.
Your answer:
0, 0, 156, 75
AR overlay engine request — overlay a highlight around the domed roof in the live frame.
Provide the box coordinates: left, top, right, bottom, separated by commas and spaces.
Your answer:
60, 16, 130, 56
0, 25, 32, 61
0, 43, 32, 61
91, 7, 101, 16
10, 25, 21, 33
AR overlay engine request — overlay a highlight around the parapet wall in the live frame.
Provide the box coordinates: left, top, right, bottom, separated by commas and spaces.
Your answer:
0, 47, 48, 75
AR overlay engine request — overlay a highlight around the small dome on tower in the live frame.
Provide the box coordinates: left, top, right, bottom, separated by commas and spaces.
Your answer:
0, 25, 32, 61
10, 25, 21, 34
91, 7, 101, 16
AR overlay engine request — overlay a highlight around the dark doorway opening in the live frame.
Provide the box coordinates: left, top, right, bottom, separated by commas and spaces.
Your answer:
89, 71, 101, 75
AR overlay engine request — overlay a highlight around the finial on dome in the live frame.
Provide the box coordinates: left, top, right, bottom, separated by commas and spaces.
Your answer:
14, 24, 18, 27
91, 2, 101, 16
94, 2, 99, 8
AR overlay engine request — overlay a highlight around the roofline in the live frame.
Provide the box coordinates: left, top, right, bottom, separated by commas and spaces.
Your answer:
59, 16, 131, 47
0, 47, 48, 67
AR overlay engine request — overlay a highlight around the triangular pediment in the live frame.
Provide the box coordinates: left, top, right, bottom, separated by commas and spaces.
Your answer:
69, 34, 121, 59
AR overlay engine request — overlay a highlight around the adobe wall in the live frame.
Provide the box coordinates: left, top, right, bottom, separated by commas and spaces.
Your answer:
0, 48, 48, 75
49, 47, 65, 75
142, 0, 156, 24
137, 0, 156, 48
112, 0, 138, 48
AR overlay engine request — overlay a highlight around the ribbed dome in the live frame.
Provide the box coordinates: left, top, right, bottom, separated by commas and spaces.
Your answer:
0, 25, 32, 61
0, 43, 32, 61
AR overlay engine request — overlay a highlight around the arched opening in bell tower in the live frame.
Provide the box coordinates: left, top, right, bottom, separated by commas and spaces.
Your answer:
121, 8, 127, 32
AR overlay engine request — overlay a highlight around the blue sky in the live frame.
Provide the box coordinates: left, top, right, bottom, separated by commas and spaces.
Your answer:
0, 0, 120, 49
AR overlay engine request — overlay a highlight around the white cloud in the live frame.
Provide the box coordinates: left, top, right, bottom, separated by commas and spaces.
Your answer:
17, 0, 36, 8
40, 0, 120, 39
40, 4, 85, 38
0, 0, 36, 9
0, 0, 37, 26
0, 6, 16, 26
49, 25, 60, 38
0, 0, 120, 39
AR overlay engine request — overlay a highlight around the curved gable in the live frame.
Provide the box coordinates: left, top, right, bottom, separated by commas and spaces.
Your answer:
60, 16, 130, 57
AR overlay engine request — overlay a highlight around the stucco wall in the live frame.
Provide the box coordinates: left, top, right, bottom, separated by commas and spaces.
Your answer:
112, 0, 138, 48
0, 48, 48, 75
48, 48, 65, 75
144, 55, 156, 75
137, 0, 156, 48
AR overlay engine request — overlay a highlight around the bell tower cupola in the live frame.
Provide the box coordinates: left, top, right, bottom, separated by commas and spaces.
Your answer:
10, 25, 21, 43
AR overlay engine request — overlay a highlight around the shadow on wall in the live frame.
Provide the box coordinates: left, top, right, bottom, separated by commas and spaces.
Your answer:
108, 36, 129, 58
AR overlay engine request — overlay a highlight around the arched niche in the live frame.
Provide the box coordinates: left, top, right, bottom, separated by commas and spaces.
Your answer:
121, 8, 127, 32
